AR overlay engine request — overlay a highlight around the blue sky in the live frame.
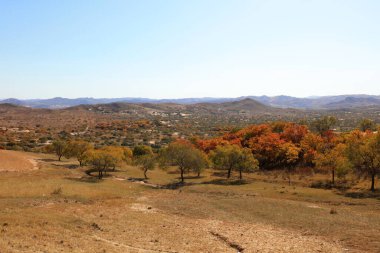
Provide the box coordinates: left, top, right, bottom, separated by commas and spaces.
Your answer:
0, 0, 379, 99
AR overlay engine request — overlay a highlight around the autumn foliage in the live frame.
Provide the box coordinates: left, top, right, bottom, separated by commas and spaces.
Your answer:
196, 121, 379, 191
197, 122, 311, 169
44, 119, 379, 191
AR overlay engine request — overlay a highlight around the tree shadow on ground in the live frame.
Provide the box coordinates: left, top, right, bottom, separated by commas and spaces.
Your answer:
128, 177, 147, 182
167, 171, 180, 174
160, 181, 194, 189
310, 180, 352, 191
52, 163, 80, 169
85, 168, 96, 176
342, 190, 380, 200
155, 177, 250, 189
84, 168, 119, 180
211, 171, 227, 177
183, 175, 204, 180
65, 176, 100, 183
38, 158, 58, 163
201, 179, 249, 186
84, 168, 122, 176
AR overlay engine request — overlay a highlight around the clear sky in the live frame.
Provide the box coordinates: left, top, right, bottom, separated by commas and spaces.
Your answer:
0, 0, 379, 99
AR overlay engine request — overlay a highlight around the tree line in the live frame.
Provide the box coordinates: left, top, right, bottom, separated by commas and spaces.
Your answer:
46, 138, 258, 183
46, 117, 379, 191
195, 117, 379, 191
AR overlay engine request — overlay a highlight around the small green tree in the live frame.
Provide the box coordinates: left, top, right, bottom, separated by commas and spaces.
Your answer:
66, 140, 92, 166
346, 130, 380, 192
134, 154, 156, 179
122, 147, 133, 164
101, 146, 125, 171
50, 140, 68, 161
210, 145, 241, 179
359, 119, 376, 132
133, 145, 153, 157
280, 142, 301, 185
210, 145, 258, 180
236, 148, 259, 180
312, 116, 337, 136
159, 141, 207, 182
189, 149, 209, 177
88, 148, 123, 179
315, 143, 351, 185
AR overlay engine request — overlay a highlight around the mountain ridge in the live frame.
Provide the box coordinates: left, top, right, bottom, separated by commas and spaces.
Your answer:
1, 94, 380, 109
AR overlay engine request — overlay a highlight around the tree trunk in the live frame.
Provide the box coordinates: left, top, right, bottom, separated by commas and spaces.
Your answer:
197, 171, 200, 178
58, 155, 62, 161
371, 173, 375, 192
239, 169, 242, 180
98, 170, 102, 179
227, 168, 231, 179
332, 169, 335, 185
144, 169, 148, 179
180, 168, 184, 182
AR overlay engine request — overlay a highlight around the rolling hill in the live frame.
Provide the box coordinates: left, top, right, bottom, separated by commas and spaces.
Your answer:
324, 97, 380, 109
74, 98, 282, 116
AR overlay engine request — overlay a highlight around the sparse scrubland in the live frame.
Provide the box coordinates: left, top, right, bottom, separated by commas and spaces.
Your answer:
1, 102, 380, 252
1, 100, 380, 151
0, 116, 379, 252
2, 0, 379, 251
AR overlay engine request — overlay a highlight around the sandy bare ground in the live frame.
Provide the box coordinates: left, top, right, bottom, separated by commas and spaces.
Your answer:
118, 195, 345, 253
0, 150, 39, 171
0, 197, 345, 253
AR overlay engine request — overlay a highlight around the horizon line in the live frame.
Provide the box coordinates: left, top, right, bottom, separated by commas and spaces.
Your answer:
1, 93, 379, 101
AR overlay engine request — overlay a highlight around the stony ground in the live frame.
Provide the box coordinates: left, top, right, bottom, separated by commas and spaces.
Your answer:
0, 191, 344, 253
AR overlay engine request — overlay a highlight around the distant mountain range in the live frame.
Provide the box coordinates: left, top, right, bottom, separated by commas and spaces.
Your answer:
1, 94, 380, 109
72, 98, 281, 115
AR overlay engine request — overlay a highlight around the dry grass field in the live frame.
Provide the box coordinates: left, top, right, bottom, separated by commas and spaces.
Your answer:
0, 150, 38, 172
0, 151, 379, 252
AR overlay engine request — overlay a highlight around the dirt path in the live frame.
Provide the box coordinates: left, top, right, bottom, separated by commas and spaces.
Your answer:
0, 150, 39, 171
92, 235, 178, 253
